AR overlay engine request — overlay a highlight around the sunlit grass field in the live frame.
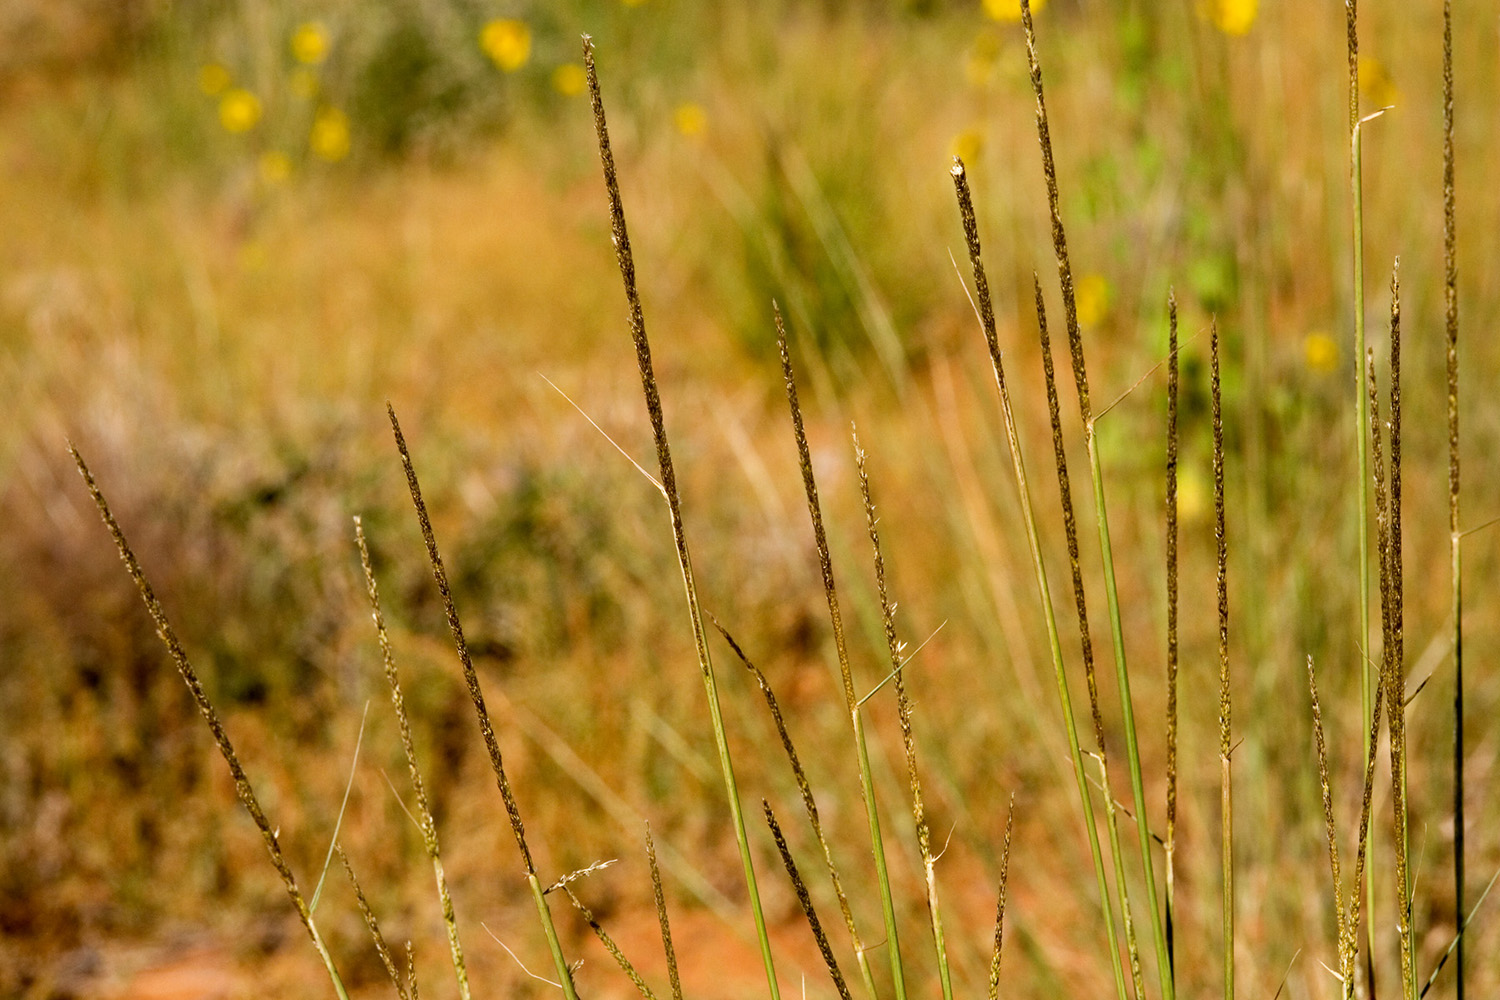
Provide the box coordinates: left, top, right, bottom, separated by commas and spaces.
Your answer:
4, 1, 1499, 997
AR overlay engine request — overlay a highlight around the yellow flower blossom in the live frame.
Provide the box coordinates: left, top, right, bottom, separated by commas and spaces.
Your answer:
964, 33, 1000, 88
198, 63, 231, 96
1359, 55, 1400, 108
481, 19, 531, 72
290, 67, 320, 100
258, 150, 292, 185
291, 21, 329, 65
1074, 273, 1111, 327
984, 0, 1045, 24
949, 128, 983, 165
1206, 0, 1257, 36
218, 89, 263, 133
1303, 332, 1338, 374
552, 63, 586, 97
310, 107, 351, 162
1179, 466, 1208, 523
674, 102, 707, 137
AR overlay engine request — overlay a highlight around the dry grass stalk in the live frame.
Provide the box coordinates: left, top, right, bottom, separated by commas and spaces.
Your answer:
562, 885, 660, 1000
407, 941, 420, 1000
1033, 261, 1146, 1000
354, 516, 470, 1000
1346, 667, 1386, 1000
1443, 3, 1465, 993
1306, 657, 1349, 981
1164, 288, 1180, 988
645, 827, 684, 1000
854, 431, 953, 1000
1019, 6, 1173, 994
336, 843, 410, 1000
776, 305, 905, 1000
710, 616, 876, 1000
583, 36, 781, 1000
69, 445, 351, 1000
387, 404, 578, 1000
763, 801, 854, 1000
950, 159, 1127, 1000
1212, 319, 1234, 1000
987, 796, 1016, 1000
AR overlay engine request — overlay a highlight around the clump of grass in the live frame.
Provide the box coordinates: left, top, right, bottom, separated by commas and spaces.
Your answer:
69, 445, 351, 1000
583, 36, 781, 1000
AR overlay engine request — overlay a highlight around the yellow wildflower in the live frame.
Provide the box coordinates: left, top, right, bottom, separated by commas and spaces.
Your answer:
481, 19, 531, 72
1303, 332, 1338, 374
949, 128, 983, 165
1074, 273, 1111, 327
218, 89, 263, 133
964, 33, 1000, 88
258, 151, 292, 185
310, 107, 351, 162
1179, 466, 1208, 523
291, 21, 329, 65
1359, 55, 1400, 108
198, 63, 231, 96
674, 102, 707, 137
552, 63, 586, 97
1206, 0, 1257, 36
984, 0, 1045, 24
290, 67, 320, 100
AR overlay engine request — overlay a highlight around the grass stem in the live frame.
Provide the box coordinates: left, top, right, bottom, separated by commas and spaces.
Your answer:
584, 37, 781, 1000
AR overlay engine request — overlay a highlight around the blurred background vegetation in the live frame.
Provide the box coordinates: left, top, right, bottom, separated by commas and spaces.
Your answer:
3, 0, 1498, 997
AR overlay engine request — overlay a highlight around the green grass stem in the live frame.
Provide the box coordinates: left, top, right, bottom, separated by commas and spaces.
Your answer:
1020, 5, 1174, 995
854, 435, 954, 1000
584, 37, 781, 1000
775, 306, 907, 1000
388, 405, 579, 1000
951, 158, 1129, 1000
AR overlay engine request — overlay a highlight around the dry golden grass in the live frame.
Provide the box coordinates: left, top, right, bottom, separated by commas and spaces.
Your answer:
4, 3, 1500, 999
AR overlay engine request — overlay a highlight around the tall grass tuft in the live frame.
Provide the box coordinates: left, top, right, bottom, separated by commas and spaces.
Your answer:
354, 516, 470, 1000
69, 445, 352, 1000
775, 305, 906, 1000
387, 404, 578, 1000
1020, 4, 1173, 996
1442, 2, 1465, 994
582, 37, 781, 1000
950, 157, 1128, 1000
